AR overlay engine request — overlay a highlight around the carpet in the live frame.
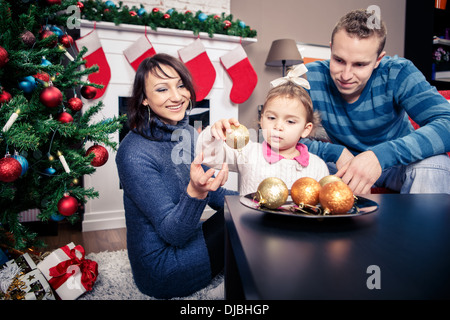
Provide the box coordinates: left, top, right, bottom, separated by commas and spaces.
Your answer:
78, 250, 225, 300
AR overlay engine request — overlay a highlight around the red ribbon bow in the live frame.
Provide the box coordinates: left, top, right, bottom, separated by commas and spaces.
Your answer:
48, 245, 98, 292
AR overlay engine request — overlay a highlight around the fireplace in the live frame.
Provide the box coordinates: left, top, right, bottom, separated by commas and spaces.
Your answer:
80, 20, 256, 231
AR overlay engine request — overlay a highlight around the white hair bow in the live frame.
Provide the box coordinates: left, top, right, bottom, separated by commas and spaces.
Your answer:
270, 63, 310, 90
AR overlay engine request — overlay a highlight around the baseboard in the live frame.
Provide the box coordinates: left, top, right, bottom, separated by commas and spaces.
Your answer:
82, 209, 126, 232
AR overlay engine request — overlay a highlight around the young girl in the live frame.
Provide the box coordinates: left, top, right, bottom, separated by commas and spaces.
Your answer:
197, 64, 329, 195
116, 54, 236, 299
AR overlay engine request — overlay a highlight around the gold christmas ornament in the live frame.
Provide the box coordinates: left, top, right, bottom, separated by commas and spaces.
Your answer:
319, 175, 343, 187
319, 181, 354, 215
255, 177, 289, 209
226, 124, 250, 149
291, 177, 321, 206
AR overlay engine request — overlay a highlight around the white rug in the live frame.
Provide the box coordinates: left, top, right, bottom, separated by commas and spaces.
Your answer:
78, 250, 224, 300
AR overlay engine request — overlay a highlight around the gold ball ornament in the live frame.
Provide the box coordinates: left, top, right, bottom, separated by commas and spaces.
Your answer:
319, 181, 354, 215
291, 177, 321, 206
255, 177, 289, 209
226, 124, 250, 149
319, 175, 343, 187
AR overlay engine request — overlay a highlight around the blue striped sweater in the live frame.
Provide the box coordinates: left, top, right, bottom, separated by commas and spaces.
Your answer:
303, 56, 450, 169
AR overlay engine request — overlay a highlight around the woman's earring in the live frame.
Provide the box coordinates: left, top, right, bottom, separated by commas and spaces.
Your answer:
187, 99, 193, 115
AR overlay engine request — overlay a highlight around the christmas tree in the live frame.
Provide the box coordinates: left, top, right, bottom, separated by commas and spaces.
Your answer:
0, 0, 125, 251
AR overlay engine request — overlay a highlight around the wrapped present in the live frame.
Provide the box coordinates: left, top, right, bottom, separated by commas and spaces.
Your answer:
37, 242, 98, 300
1, 253, 54, 300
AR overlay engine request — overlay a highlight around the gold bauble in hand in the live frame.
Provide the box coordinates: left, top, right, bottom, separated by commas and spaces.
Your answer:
319, 181, 354, 215
319, 175, 343, 187
255, 177, 289, 209
226, 124, 250, 149
291, 177, 321, 206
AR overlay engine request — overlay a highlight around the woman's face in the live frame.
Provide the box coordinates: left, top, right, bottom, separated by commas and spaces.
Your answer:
142, 64, 191, 125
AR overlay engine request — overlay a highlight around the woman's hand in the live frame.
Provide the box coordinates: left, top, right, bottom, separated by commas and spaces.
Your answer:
187, 152, 229, 199
210, 118, 240, 141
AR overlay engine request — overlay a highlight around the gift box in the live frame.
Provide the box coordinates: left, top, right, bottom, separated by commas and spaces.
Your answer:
1, 253, 54, 300
37, 242, 98, 300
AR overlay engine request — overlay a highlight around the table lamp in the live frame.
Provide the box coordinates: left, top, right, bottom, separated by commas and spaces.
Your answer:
265, 39, 303, 76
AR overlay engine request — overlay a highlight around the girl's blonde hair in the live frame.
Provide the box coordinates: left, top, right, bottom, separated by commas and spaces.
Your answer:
261, 81, 322, 136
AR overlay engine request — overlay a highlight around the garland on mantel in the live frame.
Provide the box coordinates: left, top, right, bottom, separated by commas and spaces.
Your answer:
80, 0, 257, 38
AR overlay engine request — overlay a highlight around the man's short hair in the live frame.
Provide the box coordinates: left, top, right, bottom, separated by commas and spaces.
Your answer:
331, 9, 387, 55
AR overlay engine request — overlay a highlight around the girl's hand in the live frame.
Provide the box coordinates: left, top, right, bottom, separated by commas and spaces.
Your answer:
187, 152, 229, 199
210, 118, 240, 141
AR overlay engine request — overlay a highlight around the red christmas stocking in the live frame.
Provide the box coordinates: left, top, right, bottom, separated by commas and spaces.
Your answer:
178, 39, 216, 101
123, 34, 156, 71
220, 44, 258, 104
75, 29, 111, 99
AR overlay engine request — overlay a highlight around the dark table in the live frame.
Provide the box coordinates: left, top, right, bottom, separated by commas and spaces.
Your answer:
224, 193, 450, 300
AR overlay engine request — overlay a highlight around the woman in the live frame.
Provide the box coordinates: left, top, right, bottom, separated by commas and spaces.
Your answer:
116, 53, 235, 299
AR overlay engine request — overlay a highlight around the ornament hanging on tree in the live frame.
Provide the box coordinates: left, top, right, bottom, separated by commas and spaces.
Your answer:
40, 86, 63, 108
80, 85, 97, 99
57, 194, 78, 216
291, 177, 321, 207
0, 156, 22, 182
39, 30, 57, 47
18, 76, 36, 93
0, 89, 12, 105
60, 34, 74, 48
45, 0, 62, 5
57, 111, 74, 124
0, 46, 8, 68
12, 154, 28, 176
20, 30, 36, 48
66, 97, 83, 112
255, 177, 289, 209
319, 181, 354, 215
85, 145, 109, 167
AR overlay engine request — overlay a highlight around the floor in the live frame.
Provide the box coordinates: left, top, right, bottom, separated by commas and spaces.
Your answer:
37, 221, 127, 254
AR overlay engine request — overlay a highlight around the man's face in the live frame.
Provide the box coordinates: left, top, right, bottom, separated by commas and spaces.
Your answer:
329, 29, 385, 104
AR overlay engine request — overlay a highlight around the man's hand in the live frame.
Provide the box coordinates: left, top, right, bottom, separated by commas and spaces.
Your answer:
187, 152, 229, 199
336, 150, 382, 194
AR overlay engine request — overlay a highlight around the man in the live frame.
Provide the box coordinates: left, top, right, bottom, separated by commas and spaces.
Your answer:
304, 9, 450, 194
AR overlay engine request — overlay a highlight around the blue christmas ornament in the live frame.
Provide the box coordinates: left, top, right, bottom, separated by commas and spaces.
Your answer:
167, 8, 174, 15
105, 1, 115, 7
137, 8, 147, 16
41, 57, 52, 66
198, 12, 208, 22
45, 167, 56, 175
239, 21, 246, 28
51, 213, 65, 221
19, 76, 36, 93
50, 26, 64, 38
12, 155, 28, 176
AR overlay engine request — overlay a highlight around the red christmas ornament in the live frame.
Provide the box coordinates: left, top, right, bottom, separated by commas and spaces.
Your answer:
163, 13, 170, 19
76, 1, 84, 10
40, 30, 57, 47
60, 34, 74, 48
130, 11, 137, 17
57, 194, 79, 216
223, 20, 232, 29
0, 90, 12, 104
0, 157, 22, 182
80, 85, 97, 99
0, 45, 9, 68
57, 111, 74, 124
67, 97, 83, 112
33, 72, 50, 83
152, 8, 160, 13
40, 86, 63, 108
85, 145, 109, 167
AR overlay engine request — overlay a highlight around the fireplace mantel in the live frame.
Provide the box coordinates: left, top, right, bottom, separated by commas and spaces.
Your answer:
80, 19, 257, 231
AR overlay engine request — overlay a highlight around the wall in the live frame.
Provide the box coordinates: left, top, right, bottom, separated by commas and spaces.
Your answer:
120, 0, 230, 15
230, 0, 407, 132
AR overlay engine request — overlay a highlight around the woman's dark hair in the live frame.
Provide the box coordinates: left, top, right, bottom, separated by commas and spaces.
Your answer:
127, 53, 196, 140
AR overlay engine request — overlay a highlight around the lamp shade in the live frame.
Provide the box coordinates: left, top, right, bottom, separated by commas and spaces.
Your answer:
265, 39, 303, 67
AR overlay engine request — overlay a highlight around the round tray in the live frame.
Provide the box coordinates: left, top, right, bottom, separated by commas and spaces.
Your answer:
239, 193, 378, 219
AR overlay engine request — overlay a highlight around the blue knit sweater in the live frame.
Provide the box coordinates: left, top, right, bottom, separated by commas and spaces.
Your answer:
116, 115, 236, 299
304, 56, 450, 169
